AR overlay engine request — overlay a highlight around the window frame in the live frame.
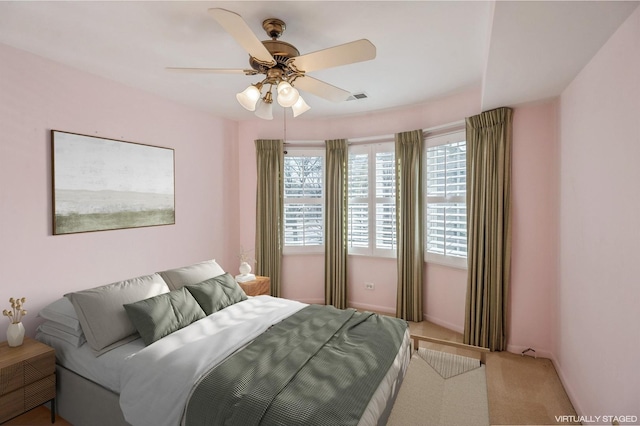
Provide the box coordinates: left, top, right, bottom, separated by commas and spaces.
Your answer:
424, 130, 468, 269
282, 147, 325, 255
348, 142, 397, 258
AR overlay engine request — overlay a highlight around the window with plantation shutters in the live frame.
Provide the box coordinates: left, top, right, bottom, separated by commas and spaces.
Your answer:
424, 130, 467, 268
348, 143, 396, 257
283, 150, 324, 253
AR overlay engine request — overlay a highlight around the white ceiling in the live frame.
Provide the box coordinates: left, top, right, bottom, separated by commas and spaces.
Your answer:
0, 1, 637, 121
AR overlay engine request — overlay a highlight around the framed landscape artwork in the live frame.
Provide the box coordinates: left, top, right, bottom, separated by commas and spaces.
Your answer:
52, 130, 175, 235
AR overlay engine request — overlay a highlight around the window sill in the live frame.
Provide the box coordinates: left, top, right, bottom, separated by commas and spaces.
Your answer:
424, 255, 467, 270
347, 252, 396, 260
283, 249, 324, 256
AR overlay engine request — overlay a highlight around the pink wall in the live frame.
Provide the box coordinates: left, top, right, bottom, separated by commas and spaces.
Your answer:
509, 100, 559, 358
558, 6, 640, 417
424, 263, 467, 332
0, 43, 240, 336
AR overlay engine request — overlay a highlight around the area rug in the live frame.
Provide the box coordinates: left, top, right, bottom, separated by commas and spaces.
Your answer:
416, 347, 481, 379
387, 349, 489, 426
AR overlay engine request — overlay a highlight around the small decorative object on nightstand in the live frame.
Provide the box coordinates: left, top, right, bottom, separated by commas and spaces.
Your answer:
236, 246, 256, 282
238, 276, 271, 296
3, 297, 27, 347
0, 337, 56, 423
239, 261, 252, 276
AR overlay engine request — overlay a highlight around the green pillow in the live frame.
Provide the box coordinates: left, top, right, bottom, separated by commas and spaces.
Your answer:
124, 287, 205, 345
185, 273, 248, 316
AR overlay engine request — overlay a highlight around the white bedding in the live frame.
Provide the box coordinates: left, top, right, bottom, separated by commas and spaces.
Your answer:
120, 296, 308, 426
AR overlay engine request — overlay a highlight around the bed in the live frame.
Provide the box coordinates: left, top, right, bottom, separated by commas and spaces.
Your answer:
35, 260, 411, 426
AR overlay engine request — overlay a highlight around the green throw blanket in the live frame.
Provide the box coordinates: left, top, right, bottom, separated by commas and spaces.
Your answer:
185, 305, 407, 426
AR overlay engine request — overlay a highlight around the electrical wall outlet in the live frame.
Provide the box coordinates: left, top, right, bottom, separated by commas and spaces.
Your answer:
365, 282, 375, 290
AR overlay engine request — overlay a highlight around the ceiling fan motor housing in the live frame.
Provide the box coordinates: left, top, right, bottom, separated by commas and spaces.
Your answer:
249, 18, 300, 75
250, 41, 300, 70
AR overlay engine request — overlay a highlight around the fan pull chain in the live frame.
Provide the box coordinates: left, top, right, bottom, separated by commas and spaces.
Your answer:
283, 106, 287, 145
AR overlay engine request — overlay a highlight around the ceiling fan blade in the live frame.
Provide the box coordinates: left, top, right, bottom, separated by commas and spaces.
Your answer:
166, 67, 255, 75
208, 8, 275, 66
294, 75, 351, 103
291, 39, 376, 72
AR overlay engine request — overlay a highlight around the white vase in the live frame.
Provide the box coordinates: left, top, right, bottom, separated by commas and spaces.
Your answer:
7, 322, 25, 347
239, 261, 252, 275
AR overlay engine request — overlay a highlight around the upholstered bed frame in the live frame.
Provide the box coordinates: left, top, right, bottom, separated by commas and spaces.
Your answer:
56, 365, 129, 426
55, 361, 405, 426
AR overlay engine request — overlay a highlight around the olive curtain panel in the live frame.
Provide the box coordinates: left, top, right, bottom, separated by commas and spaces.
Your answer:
324, 139, 349, 309
254, 139, 284, 297
464, 107, 513, 351
395, 130, 424, 321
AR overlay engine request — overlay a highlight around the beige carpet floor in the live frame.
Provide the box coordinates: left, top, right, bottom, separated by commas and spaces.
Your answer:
485, 351, 579, 425
407, 320, 578, 425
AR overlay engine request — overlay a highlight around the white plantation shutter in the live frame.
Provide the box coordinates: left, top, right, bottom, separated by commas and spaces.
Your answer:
284, 204, 323, 246
348, 143, 396, 256
283, 151, 324, 252
348, 153, 369, 249
348, 203, 368, 248
375, 151, 396, 251
425, 132, 467, 267
425, 203, 466, 256
349, 153, 368, 198
376, 203, 396, 250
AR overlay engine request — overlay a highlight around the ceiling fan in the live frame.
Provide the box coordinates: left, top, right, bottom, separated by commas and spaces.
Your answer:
167, 8, 376, 119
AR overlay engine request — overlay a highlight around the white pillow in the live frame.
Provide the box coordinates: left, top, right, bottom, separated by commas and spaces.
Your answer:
38, 297, 82, 332
158, 259, 225, 290
38, 321, 86, 348
66, 273, 170, 355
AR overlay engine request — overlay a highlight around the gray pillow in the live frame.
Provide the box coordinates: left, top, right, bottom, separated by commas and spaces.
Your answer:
158, 259, 225, 291
65, 273, 170, 355
185, 273, 247, 316
124, 287, 206, 346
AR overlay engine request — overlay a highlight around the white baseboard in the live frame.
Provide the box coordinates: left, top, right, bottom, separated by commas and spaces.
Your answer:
506, 343, 554, 360
547, 354, 584, 417
424, 314, 464, 334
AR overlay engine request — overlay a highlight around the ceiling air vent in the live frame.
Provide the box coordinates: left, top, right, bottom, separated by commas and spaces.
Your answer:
347, 92, 368, 101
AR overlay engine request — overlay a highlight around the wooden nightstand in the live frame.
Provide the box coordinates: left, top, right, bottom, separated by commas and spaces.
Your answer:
0, 337, 56, 424
238, 276, 271, 296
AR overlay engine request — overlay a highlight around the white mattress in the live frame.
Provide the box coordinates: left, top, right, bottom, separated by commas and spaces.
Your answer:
38, 296, 410, 426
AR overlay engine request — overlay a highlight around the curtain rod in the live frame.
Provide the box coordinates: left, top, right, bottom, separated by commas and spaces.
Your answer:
283, 118, 466, 147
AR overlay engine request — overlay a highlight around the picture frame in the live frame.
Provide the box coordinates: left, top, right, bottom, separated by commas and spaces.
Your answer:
51, 130, 175, 235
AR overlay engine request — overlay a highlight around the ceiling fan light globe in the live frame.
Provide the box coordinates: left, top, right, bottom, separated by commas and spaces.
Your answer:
292, 96, 311, 117
277, 87, 300, 108
236, 85, 261, 111
254, 99, 273, 120
276, 81, 293, 96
